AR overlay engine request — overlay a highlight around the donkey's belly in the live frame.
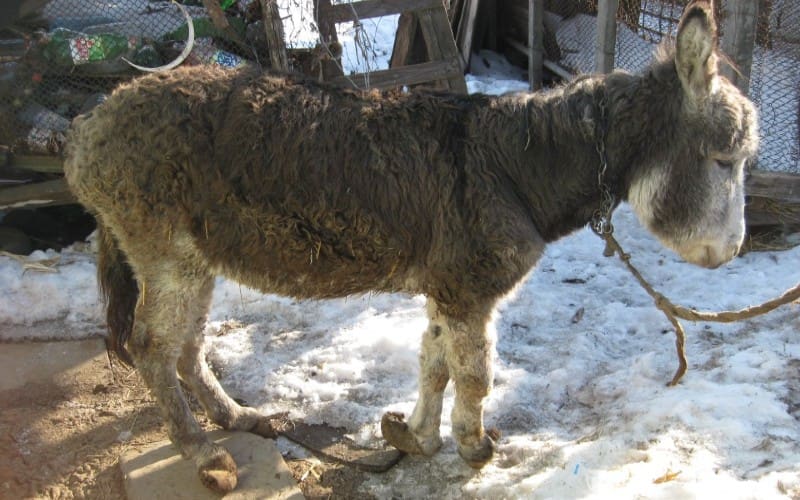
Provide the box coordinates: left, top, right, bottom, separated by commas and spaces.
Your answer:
192, 203, 413, 299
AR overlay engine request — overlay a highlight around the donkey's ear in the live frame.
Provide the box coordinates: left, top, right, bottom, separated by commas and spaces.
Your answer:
675, 0, 718, 104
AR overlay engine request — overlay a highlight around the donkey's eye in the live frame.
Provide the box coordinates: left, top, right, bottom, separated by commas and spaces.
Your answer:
716, 159, 735, 169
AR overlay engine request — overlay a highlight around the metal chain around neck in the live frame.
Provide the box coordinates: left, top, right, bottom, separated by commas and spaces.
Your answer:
590, 94, 615, 236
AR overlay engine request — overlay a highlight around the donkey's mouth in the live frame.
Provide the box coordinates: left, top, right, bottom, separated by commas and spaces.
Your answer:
680, 243, 739, 269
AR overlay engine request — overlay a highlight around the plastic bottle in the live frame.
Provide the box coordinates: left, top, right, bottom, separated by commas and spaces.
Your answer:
43, 28, 138, 66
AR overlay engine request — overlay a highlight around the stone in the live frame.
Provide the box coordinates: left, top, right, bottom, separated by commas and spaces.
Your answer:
0, 338, 106, 391
120, 430, 304, 500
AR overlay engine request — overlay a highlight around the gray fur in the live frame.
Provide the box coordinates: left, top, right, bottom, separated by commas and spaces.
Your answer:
63, 1, 758, 492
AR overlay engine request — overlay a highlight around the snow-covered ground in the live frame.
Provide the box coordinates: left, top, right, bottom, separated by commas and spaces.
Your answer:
2, 2, 800, 498
3, 206, 800, 498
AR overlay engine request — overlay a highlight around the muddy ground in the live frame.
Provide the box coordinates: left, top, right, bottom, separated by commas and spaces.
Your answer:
0, 339, 373, 499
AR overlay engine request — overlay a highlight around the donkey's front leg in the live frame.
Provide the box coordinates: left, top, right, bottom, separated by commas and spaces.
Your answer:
445, 311, 496, 468
383, 301, 450, 455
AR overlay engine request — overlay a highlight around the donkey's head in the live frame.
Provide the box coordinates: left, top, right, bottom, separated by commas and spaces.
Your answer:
627, 0, 759, 269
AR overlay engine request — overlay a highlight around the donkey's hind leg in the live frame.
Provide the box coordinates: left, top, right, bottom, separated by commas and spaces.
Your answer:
176, 281, 279, 438
127, 268, 238, 493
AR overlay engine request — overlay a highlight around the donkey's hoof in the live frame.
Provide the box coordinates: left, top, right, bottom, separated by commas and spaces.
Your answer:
381, 412, 440, 456
198, 449, 238, 493
457, 430, 498, 469
249, 411, 292, 439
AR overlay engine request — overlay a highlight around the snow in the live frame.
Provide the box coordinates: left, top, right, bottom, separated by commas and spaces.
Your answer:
3, 206, 799, 497
2, 3, 800, 498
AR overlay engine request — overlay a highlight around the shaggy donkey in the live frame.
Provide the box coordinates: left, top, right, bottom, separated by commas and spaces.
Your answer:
65, 1, 757, 493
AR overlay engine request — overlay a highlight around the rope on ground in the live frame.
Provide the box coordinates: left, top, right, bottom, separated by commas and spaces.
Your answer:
600, 232, 800, 386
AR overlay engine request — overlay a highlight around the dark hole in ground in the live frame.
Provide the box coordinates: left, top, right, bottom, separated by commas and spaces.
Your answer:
0, 204, 95, 254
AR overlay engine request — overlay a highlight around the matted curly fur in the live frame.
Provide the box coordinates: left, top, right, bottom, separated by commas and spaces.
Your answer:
64, 1, 758, 493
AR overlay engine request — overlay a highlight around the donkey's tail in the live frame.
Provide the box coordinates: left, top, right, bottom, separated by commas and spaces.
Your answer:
97, 223, 138, 366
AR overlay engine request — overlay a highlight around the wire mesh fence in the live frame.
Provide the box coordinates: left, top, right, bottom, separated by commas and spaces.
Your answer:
544, 0, 799, 174
748, 0, 800, 174
1, 0, 268, 156
0, 0, 396, 157
2, 1, 798, 174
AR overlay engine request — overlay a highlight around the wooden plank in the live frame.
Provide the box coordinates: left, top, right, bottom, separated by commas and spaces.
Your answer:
720, 0, 758, 94
746, 204, 800, 227
200, 0, 250, 55
330, 58, 462, 90
0, 179, 75, 210
595, 0, 619, 73
504, 37, 573, 80
390, 12, 418, 67
314, 0, 344, 79
4, 154, 64, 174
456, 0, 480, 70
319, 0, 442, 24
260, 0, 289, 71
746, 170, 800, 203
528, 0, 544, 90
418, 8, 467, 92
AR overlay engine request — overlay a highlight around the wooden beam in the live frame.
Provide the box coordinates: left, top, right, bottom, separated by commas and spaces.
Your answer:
2, 154, 64, 174
720, 0, 758, 94
331, 58, 462, 90
390, 12, 418, 67
746, 202, 800, 227
319, 0, 442, 24
596, 0, 619, 73
0, 179, 75, 210
260, 0, 289, 71
746, 170, 800, 203
455, 0, 479, 70
200, 0, 250, 55
528, 0, 544, 90
504, 37, 574, 81
417, 8, 467, 92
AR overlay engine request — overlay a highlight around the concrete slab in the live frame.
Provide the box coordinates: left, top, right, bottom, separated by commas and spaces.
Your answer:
120, 430, 304, 500
0, 337, 106, 391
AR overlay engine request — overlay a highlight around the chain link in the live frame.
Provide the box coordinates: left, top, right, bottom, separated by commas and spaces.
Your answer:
590, 95, 615, 236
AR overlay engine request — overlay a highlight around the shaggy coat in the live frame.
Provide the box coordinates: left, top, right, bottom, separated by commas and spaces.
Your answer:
64, 1, 758, 493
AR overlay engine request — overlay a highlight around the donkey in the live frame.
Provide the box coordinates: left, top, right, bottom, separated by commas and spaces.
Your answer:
64, 1, 757, 493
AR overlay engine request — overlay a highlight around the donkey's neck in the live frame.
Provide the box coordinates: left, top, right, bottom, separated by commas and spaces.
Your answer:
475, 77, 624, 242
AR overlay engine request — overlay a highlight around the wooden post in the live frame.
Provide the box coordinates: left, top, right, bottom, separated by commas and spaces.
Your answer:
528, 0, 544, 90
721, 0, 758, 94
455, 0, 479, 70
260, 0, 289, 71
595, 0, 618, 74
417, 8, 468, 92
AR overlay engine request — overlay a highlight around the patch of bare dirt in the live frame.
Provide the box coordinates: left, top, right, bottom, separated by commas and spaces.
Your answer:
0, 351, 162, 499
0, 343, 371, 499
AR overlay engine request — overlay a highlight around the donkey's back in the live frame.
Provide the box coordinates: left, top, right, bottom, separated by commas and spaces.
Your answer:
66, 67, 500, 300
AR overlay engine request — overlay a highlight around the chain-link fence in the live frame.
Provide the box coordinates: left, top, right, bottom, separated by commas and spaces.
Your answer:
748, 0, 800, 174
545, 0, 800, 174
0, 0, 399, 158
1, 0, 268, 156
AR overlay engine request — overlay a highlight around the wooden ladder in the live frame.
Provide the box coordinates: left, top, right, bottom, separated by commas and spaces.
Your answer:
317, 0, 467, 93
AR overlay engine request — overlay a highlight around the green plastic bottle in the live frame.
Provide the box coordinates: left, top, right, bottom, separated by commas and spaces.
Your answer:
43, 28, 138, 67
